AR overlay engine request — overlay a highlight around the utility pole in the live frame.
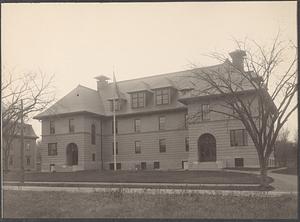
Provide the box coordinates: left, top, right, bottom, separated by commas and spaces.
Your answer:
20, 99, 24, 184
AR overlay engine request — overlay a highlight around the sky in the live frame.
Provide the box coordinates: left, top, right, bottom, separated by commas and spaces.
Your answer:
2, 2, 297, 140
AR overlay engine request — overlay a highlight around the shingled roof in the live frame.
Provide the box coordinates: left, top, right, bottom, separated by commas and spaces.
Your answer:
34, 56, 258, 119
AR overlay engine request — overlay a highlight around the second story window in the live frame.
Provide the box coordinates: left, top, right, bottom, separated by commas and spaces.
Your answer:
134, 119, 141, 132
159, 139, 166, 153
185, 137, 189, 151
159, 116, 165, 130
132, 92, 145, 108
69, 119, 75, 133
91, 124, 96, 145
50, 120, 55, 134
48, 143, 57, 156
156, 88, 170, 105
201, 104, 210, 120
135, 141, 141, 154
185, 114, 188, 128
110, 99, 121, 111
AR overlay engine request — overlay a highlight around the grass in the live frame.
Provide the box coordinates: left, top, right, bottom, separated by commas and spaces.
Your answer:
4, 170, 273, 184
3, 190, 297, 218
272, 168, 298, 176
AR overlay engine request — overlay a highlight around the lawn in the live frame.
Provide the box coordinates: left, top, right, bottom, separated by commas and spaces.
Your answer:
3, 190, 297, 219
4, 170, 273, 184
272, 168, 298, 176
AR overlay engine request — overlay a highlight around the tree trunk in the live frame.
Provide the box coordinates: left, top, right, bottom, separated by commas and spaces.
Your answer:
259, 159, 269, 188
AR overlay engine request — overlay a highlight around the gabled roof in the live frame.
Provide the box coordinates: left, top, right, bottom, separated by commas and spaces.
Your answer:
13, 123, 38, 139
34, 85, 105, 119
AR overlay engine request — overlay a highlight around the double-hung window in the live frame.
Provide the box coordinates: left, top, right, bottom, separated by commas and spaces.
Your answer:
230, 129, 248, 146
156, 88, 169, 105
132, 92, 145, 108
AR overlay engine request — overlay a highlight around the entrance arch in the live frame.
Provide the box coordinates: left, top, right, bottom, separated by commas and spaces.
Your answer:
66, 143, 78, 166
198, 133, 216, 162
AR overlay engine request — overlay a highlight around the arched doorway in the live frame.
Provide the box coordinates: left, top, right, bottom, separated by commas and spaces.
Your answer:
198, 133, 216, 162
66, 143, 78, 166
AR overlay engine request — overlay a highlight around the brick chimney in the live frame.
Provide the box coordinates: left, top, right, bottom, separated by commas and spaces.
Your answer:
94, 75, 110, 91
229, 50, 246, 71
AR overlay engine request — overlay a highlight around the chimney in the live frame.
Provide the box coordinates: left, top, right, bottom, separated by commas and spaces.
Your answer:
229, 50, 246, 71
94, 75, 110, 91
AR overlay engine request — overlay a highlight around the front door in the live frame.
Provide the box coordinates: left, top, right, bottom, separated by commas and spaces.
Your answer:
198, 133, 216, 162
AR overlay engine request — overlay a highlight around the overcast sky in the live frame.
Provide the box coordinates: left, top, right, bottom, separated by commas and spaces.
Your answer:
2, 2, 297, 140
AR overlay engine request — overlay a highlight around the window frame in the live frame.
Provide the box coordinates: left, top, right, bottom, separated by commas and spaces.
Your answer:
159, 116, 166, 130
230, 129, 248, 146
91, 124, 96, 145
69, 119, 75, 133
50, 120, 55, 134
154, 161, 160, 169
185, 137, 189, 152
112, 142, 119, 155
155, 88, 170, 105
112, 119, 118, 134
201, 104, 210, 120
134, 119, 141, 132
48, 143, 58, 156
131, 92, 145, 108
159, 139, 166, 153
110, 99, 121, 111
26, 156, 31, 166
92, 153, 96, 161
135, 140, 141, 154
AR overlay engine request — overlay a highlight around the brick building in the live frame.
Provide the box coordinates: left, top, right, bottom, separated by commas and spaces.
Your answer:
34, 50, 275, 172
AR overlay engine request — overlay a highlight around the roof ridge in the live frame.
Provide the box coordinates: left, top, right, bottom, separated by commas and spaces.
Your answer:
108, 63, 223, 85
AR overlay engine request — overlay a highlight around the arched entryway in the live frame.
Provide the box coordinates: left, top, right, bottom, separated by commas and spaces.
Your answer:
198, 133, 216, 162
66, 143, 78, 166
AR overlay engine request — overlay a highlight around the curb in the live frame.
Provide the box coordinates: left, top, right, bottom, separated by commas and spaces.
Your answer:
3, 185, 297, 197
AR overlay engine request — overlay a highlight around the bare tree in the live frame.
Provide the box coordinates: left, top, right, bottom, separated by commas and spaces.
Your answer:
189, 35, 297, 187
2, 69, 55, 172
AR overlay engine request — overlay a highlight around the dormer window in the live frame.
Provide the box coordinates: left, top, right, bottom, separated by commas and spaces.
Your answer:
131, 92, 145, 108
110, 99, 122, 111
155, 88, 170, 105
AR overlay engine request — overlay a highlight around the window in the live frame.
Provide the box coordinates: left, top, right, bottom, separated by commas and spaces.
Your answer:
141, 162, 146, 170
26, 156, 31, 165
9, 156, 13, 166
154, 161, 160, 169
135, 141, 141, 154
48, 143, 57, 156
131, 92, 145, 108
134, 119, 141, 132
112, 119, 118, 134
92, 153, 96, 161
110, 163, 121, 170
26, 143, 30, 152
112, 142, 118, 155
50, 120, 55, 134
235, 158, 244, 167
159, 139, 166, 153
159, 116, 165, 130
69, 119, 75, 133
110, 99, 121, 111
155, 88, 170, 105
201, 104, 210, 120
185, 137, 189, 152
230, 129, 248, 146
91, 124, 96, 145
184, 114, 188, 128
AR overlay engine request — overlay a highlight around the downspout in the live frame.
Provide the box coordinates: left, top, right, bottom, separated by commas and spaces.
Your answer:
100, 119, 103, 170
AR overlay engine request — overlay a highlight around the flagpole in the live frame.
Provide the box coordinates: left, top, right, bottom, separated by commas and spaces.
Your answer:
113, 72, 117, 171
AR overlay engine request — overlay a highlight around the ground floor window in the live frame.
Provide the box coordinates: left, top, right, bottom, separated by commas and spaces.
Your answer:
182, 160, 188, 169
235, 158, 244, 167
141, 162, 146, 170
26, 156, 31, 166
48, 143, 57, 156
92, 153, 96, 161
154, 161, 160, 169
109, 163, 121, 170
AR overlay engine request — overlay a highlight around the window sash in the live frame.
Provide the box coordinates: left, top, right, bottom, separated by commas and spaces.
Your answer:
91, 124, 96, 145
185, 137, 189, 151
69, 119, 75, 133
48, 143, 57, 156
134, 119, 141, 132
159, 116, 165, 130
159, 139, 166, 152
156, 88, 169, 105
50, 120, 55, 134
201, 104, 210, 120
132, 92, 145, 108
230, 129, 248, 146
135, 141, 141, 154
